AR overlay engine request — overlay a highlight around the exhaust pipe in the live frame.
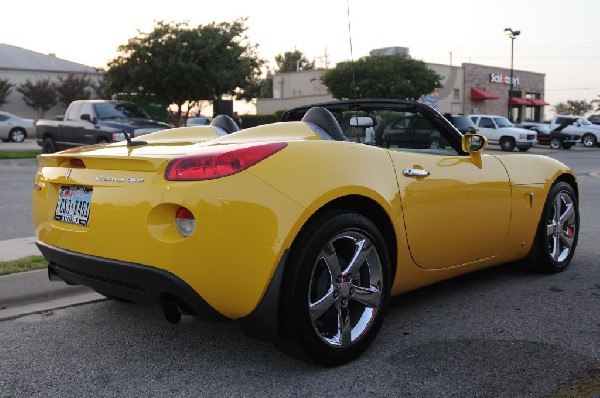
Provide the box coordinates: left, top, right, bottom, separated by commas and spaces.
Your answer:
163, 301, 195, 325
48, 264, 62, 282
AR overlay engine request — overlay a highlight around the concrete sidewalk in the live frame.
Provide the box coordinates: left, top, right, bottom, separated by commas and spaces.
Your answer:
0, 237, 105, 320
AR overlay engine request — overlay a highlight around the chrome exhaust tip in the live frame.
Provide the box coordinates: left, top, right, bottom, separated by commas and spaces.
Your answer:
163, 301, 194, 325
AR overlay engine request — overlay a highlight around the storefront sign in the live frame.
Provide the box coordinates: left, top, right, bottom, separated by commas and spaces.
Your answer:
490, 73, 519, 86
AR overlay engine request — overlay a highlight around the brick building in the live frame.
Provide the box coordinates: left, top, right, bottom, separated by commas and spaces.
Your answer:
257, 58, 547, 124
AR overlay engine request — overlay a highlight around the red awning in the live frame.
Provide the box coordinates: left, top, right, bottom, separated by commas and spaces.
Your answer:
471, 87, 500, 100
528, 99, 550, 106
510, 97, 533, 106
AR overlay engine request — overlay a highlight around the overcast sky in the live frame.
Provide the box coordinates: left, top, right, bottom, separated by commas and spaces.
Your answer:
3, 0, 599, 116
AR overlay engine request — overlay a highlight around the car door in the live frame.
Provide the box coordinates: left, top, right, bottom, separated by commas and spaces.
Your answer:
388, 144, 511, 269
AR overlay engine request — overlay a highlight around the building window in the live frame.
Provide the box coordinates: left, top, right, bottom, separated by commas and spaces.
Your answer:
453, 89, 459, 100
525, 92, 541, 122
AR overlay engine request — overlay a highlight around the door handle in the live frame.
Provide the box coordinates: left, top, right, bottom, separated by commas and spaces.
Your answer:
403, 168, 430, 177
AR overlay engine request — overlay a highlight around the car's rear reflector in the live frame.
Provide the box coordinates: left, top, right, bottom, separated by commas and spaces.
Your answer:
164, 142, 287, 181
175, 206, 195, 237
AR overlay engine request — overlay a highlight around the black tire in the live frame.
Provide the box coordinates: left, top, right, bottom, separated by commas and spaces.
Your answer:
562, 144, 572, 150
429, 139, 441, 149
97, 138, 109, 144
526, 182, 579, 273
42, 137, 57, 153
518, 147, 530, 152
278, 209, 390, 366
549, 138, 561, 150
9, 128, 26, 143
499, 137, 516, 151
581, 133, 597, 147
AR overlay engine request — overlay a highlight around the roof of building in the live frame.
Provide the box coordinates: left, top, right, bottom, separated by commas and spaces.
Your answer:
0, 43, 101, 74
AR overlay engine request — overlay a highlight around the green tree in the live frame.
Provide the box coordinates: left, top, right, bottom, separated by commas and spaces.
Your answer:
56, 73, 92, 106
237, 68, 273, 101
321, 55, 441, 100
0, 79, 14, 107
553, 99, 593, 116
105, 19, 264, 125
275, 50, 315, 73
237, 49, 314, 101
591, 95, 600, 112
17, 79, 57, 118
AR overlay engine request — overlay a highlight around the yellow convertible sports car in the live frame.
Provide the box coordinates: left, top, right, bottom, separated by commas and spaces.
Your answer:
32, 99, 579, 365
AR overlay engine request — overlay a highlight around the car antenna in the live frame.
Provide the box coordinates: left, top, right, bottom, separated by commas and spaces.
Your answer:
346, 0, 358, 107
121, 129, 147, 147
346, 0, 362, 142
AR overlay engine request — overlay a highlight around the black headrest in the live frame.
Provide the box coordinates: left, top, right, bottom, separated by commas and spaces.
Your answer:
301, 107, 347, 141
210, 114, 240, 134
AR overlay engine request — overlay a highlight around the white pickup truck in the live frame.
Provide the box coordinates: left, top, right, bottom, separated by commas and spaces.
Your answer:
469, 114, 537, 152
549, 115, 600, 147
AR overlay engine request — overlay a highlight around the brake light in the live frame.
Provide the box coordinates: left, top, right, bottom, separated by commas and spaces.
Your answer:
69, 158, 86, 168
165, 142, 287, 181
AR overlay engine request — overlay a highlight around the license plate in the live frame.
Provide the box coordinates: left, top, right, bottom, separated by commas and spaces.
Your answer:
54, 186, 92, 226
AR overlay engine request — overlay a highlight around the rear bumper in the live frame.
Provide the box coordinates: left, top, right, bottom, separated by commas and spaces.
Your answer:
36, 241, 227, 322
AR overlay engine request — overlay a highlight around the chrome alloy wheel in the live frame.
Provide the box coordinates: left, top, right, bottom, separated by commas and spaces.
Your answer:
546, 191, 577, 263
308, 231, 383, 348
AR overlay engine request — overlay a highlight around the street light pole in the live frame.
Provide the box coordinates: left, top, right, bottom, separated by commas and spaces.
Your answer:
504, 28, 520, 121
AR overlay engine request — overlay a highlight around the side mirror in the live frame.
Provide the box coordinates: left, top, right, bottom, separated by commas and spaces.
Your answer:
80, 114, 96, 124
350, 116, 374, 128
461, 133, 487, 153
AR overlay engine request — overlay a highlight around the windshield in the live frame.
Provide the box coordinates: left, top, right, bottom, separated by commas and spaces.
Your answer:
536, 125, 550, 133
578, 118, 592, 126
493, 117, 513, 128
94, 102, 152, 120
450, 116, 476, 130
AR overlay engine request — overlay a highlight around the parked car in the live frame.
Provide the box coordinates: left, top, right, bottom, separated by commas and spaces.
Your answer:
443, 113, 478, 134
549, 115, 600, 147
35, 100, 171, 153
588, 115, 600, 125
382, 113, 448, 149
33, 98, 579, 366
185, 116, 212, 126
0, 111, 35, 143
470, 114, 537, 152
517, 123, 579, 149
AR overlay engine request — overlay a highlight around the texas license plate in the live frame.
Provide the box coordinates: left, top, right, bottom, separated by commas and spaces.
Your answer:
54, 186, 92, 226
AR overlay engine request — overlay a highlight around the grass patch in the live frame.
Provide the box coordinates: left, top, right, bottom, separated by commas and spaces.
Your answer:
0, 255, 47, 276
0, 150, 41, 159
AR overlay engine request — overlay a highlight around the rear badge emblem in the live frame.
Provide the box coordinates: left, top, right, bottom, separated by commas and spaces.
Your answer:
95, 176, 145, 183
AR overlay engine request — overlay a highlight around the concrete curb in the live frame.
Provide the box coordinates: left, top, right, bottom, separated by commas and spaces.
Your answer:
0, 237, 106, 320
0, 268, 105, 321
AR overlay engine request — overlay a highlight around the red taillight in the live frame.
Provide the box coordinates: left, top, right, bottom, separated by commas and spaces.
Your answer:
175, 206, 195, 237
164, 142, 287, 181
69, 158, 86, 168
